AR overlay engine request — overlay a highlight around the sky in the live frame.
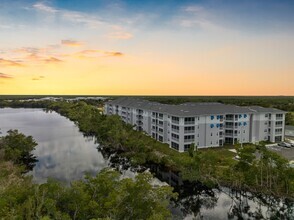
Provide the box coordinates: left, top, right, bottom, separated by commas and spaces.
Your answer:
0, 0, 294, 95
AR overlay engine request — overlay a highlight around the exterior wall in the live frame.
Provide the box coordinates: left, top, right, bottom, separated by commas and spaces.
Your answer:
250, 112, 285, 143
104, 102, 286, 152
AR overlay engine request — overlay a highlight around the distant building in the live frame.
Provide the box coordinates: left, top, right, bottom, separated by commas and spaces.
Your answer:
104, 98, 286, 152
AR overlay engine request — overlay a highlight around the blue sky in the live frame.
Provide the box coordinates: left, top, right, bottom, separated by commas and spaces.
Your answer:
0, 0, 293, 95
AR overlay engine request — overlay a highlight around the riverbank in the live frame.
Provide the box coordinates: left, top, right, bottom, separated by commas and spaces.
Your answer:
45, 101, 293, 199
0, 99, 293, 198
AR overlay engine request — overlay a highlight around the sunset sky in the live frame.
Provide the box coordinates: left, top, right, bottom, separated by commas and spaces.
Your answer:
0, 0, 293, 95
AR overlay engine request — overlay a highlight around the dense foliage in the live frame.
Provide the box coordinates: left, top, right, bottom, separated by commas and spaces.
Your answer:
46, 101, 294, 198
0, 131, 177, 219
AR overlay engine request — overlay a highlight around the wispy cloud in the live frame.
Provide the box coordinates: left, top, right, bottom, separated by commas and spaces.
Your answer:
0, 58, 24, 67
44, 57, 63, 63
0, 73, 13, 79
33, 2, 103, 28
75, 50, 124, 58
32, 76, 45, 81
176, 5, 224, 32
61, 40, 84, 47
107, 31, 133, 39
33, 2, 58, 14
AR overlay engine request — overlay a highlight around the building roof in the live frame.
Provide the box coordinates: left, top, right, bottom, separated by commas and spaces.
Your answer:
106, 98, 285, 116
246, 106, 286, 114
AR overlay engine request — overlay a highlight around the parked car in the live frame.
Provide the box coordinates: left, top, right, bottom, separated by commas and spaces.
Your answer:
278, 142, 291, 148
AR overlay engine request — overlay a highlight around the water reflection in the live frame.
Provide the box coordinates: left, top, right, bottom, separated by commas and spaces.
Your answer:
0, 108, 108, 184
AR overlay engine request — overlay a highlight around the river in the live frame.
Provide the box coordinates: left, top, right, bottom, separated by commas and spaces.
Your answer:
0, 108, 292, 219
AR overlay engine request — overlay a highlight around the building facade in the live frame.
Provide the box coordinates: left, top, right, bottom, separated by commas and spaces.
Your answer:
104, 98, 286, 152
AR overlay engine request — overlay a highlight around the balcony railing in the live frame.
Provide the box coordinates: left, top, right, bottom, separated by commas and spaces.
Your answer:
184, 121, 195, 125
276, 117, 283, 120
184, 130, 195, 134
172, 120, 179, 124
172, 128, 179, 133
184, 139, 195, 143
171, 137, 179, 141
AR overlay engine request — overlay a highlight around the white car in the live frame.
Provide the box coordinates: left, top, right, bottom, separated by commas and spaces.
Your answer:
278, 142, 291, 148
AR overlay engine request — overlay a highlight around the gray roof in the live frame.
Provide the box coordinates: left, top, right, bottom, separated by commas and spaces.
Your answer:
246, 106, 286, 114
106, 98, 285, 116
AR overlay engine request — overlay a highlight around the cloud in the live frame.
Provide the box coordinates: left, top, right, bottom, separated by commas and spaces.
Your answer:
176, 5, 224, 32
32, 76, 45, 81
61, 40, 84, 47
33, 2, 103, 28
33, 2, 58, 14
107, 31, 133, 40
44, 57, 63, 63
76, 50, 124, 58
0, 73, 13, 79
0, 58, 24, 67
104, 51, 124, 57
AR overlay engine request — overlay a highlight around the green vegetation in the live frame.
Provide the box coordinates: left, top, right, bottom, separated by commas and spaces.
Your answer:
0, 97, 293, 199
45, 101, 293, 198
286, 112, 294, 126
0, 131, 177, 219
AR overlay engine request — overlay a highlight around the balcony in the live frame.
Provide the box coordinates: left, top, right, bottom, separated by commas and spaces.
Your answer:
226, 117, 234, 121
184, 121, 195, 125
184, 139, 195, 143
184, 130, 195, 134
172, 120, 179, 124
172, 128, 179, 133
276, 117, 283, 120
136, 121, 143, 126
171, 137, 179, 141
136, 115, 143, 120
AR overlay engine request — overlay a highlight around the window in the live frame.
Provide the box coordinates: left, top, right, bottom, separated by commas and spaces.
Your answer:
211, 115, 214, 120
265, 114, 268, 118
159, 113, 163, 117
185, 117, 195, 124
172, 125, 179, 132
171, 133, 179, 140
184, 144, 191, 152
210, 124, 214, 128
275, 128, 282, 133
172, 116, 179, 124
184, 126, 195, 133
184, 135, 195, 142
171, 142, 179, 150
158, 128, 163, 133
275, 121, 283, 126
158, 120, 163, 126
276, 114, 283, 118
211, 133, 213, 136
264, 129, 267, 132
158, 135, 163, 142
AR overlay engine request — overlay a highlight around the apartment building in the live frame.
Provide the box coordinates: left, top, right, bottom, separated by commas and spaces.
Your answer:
104, 98, 286, 152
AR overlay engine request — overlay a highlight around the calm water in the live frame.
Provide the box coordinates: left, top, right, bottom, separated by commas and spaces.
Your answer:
0, 108, 292, 219
0, 108, 108, 184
